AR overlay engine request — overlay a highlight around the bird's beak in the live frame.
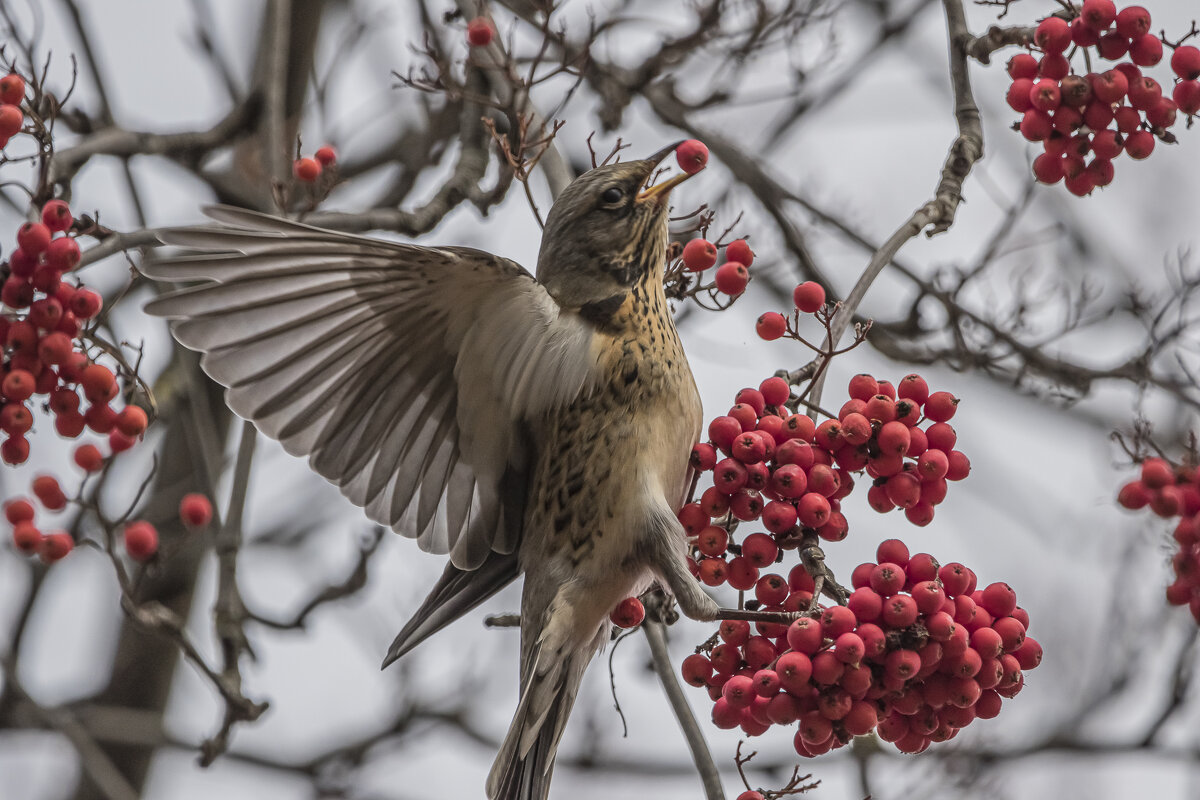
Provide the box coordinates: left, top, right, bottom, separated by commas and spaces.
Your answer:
636, 141, 701, 205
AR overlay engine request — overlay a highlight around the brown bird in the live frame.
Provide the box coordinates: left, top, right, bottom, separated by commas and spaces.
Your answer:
142, 142, 720, 800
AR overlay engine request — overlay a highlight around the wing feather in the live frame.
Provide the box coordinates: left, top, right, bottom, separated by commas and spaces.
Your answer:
143, 206, 599, 569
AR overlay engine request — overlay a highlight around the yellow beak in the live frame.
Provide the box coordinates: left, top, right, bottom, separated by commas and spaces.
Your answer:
636, 169, 699, 205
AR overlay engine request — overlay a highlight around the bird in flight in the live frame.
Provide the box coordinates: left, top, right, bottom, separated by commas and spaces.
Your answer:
143, 142, 722, 800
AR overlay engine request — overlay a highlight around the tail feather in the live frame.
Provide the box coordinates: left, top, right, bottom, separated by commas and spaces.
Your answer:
486, 629, 604, 800
381, 549, 520, 669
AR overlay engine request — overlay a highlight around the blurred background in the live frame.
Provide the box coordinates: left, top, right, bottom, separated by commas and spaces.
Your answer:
1, 1, 1199, 798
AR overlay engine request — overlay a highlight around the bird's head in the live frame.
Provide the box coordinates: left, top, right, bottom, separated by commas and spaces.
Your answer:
536, 142, 699, 311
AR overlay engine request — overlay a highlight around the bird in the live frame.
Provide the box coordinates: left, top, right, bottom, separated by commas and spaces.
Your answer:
141, 142, 721, 800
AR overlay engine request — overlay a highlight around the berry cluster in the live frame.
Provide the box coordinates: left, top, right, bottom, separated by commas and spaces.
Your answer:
681, 371, 969, 588
682, 540, 1041, 755
5, 484, 213, 563
2, 199, 121, 466
1117, 457, 1200, 622
0, 72, 26, 148
293, 146, 337, 184
681, 236, 754, 298
1008, 3, 1200, 195
755, 281, 828, 340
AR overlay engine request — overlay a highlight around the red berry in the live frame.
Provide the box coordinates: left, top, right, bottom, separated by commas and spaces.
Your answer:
4, 498, 34, 524
16, 222, 50, 255
870, 562, 906, 596
1034, 17, 1070, 53
847, 374, 878, 402
1080, 0, 1116, 30
1115, 6, 1151, 40
980, 582, 1018, 618
1174, 80, 1200, 115
0, 403, 31, 436
1057, 77, 1091, 110
681, 238, 717, 271
41, 200, 73, 232
0, 73, 24, 105
1140, 458, 1173, 489
1014, 636, 1042, 670
68, 288, 103, 319
1127, 77, 1162, 112
1007, 53, 1038, 80
466, 17, 494, 47
314, 145, 337, 166
293, 157, 321, 182
945, 450, 971, 481
1029, 79, 1061, 112
1095, 32, 1128, 61
2, 369, 35, 402
72, 443, 104, 472
1019, 109, 1052, 142
115, 405, 148, 437
123, 520, 159, 561
1124, 129, 1154, 159
1172, 46, 1200, 81
1071, 18, 1101, 47
45, 237, 81, 272
923, 391, 958, 422
1064, 170, 1096, 197
874, 420, 910, 456
1128, 34, 1162, 67
1032, 152, 1064, 184
759, 376, 789, 408
792, 281, 825, 313
675, 140, 708, 175
1091, 129, 1122, 160
715, 261, 749, 296
1091, 70, 1129, 104
742, 532, 779, 567
1007, 79, 1035, 112
848, 587, 883, 622
0, 104, 22, 137
1038, 53, 1069, 81
760, 500, 797, 535
12, 521, 40, 552
725, 239, 754, 267
32, 475, 67, 510
610, 596, 645, 628
681, 654, 713, 686
1146, 98, 1177, 129
80, 364, 116, 402
755, 312, 787, 341
39, 531, 73, 562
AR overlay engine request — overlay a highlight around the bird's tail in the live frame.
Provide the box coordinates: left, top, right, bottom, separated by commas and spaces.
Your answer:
485, 621, 605, 800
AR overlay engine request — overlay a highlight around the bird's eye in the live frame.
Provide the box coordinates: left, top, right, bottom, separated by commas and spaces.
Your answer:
601, 187, 624, 205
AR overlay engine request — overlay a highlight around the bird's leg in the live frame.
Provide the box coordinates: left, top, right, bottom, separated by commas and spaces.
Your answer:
648, 515, 812, 626
657, 548, 721, 621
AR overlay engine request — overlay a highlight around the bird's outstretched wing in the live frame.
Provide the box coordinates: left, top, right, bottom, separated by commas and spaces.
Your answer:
143, 206, 599, 572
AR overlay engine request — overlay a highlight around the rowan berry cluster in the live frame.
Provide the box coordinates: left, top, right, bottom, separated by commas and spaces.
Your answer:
0, 72, 26, 148
293, 146, 337, 183
679, 371, 968, 587
680, 235, 755, 298
755, 281, 828, 340
5, 482, 213, 563
1117, 456, 1200, 623
1008, 2, 1200, 195
681, 540, 1041, 755
2, 198, 120, 465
